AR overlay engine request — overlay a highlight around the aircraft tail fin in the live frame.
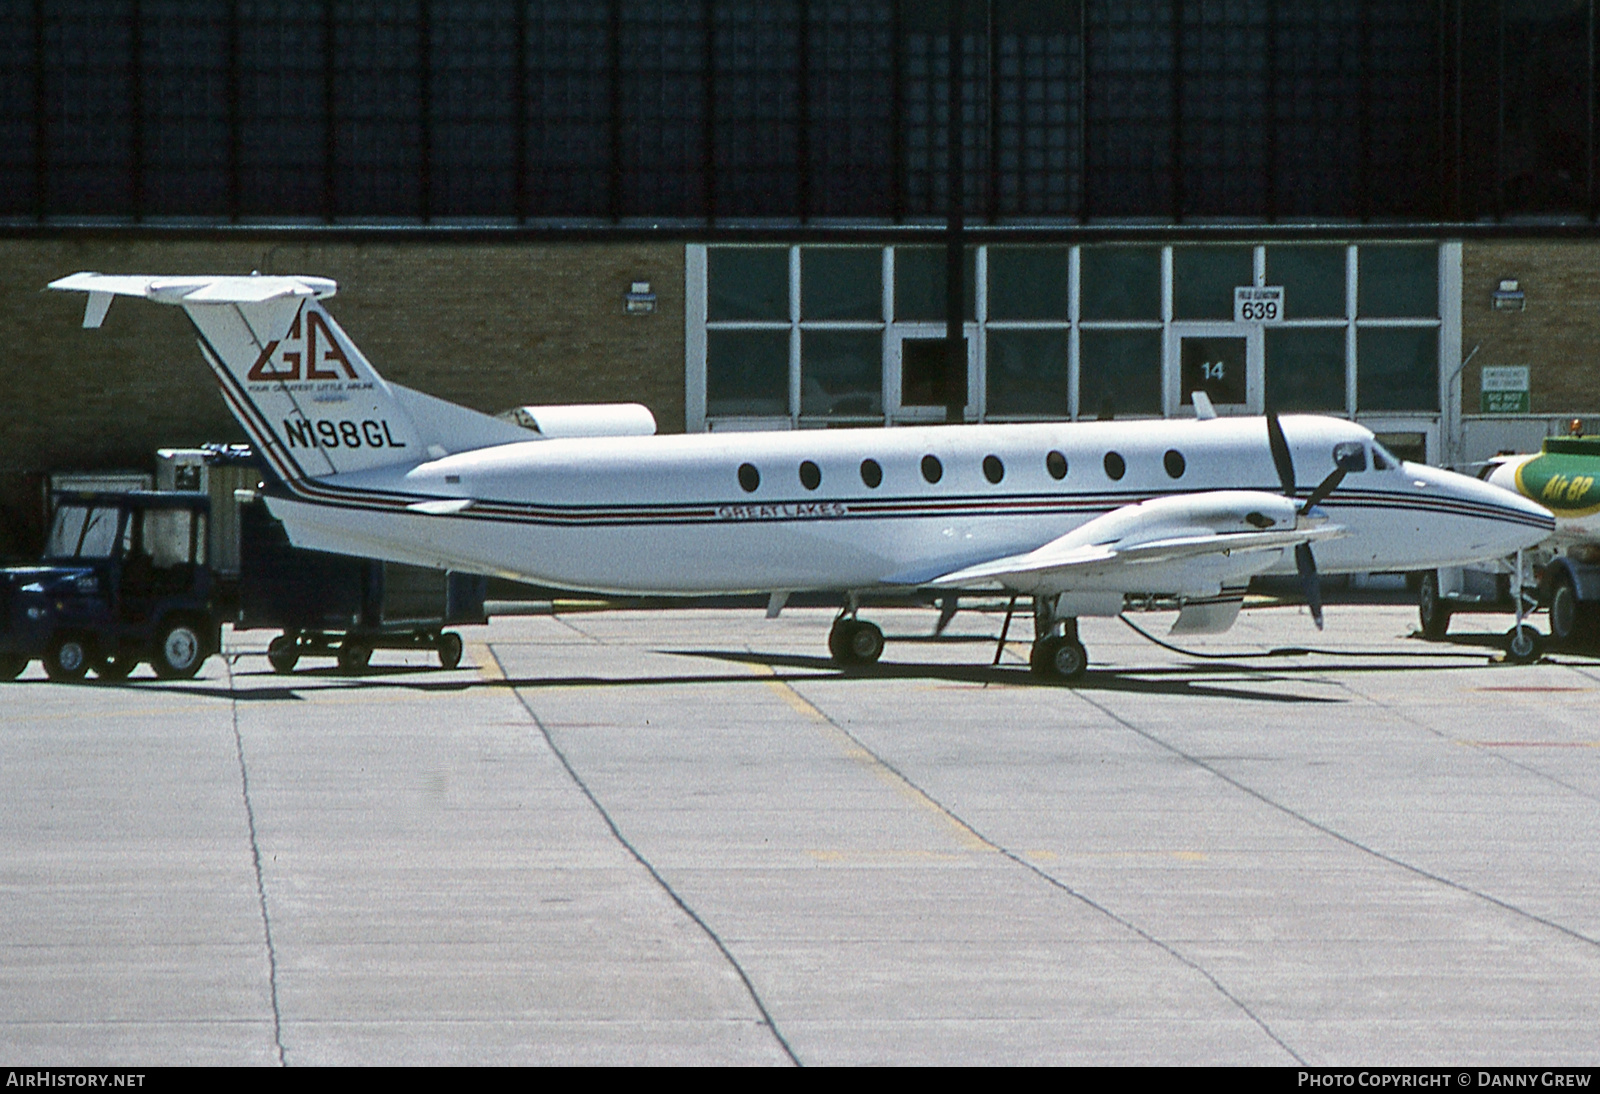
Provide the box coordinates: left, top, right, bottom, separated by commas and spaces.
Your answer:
48, 272, 527, 483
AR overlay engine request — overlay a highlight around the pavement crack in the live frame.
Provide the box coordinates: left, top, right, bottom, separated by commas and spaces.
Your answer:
487, 643, 801, 1067
769, 672, 1305, 1066
1071, 688, 1600, 957
224, 655, 287, 1067
1333, 672, 1600, 805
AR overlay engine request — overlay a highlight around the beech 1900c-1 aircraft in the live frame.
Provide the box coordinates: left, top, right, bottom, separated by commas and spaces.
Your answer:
49, 272, 1555, 680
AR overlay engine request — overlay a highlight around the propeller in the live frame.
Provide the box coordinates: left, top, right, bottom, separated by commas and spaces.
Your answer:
1266, 410, 1348, 630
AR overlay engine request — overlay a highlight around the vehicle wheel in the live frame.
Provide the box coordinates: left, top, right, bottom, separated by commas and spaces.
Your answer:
1505, 624, 1543, 664
0, 653, 28, 680
337, 641, 372, 674
1030, 635, 1088, 681
152, 621, 207, 680
44, 634, 92, 682
1418, 572, 1451, 641
828, 619, 884, 666
1547, 570, 1578, 642
437, 631, 463, 670
92, 649, 137, 681
266, 634, 299, 675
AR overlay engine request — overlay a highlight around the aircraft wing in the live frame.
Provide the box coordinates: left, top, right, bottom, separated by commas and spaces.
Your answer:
925, 490, 1343, 597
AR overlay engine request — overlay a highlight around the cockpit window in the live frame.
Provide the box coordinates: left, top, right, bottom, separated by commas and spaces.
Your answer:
1370, 441, 1399, 470
45, 505, 122, 559
1332, 441, 1367, 473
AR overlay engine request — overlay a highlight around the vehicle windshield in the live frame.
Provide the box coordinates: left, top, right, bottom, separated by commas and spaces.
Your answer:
1370, 440, 1401, 469
44, 505, 123, 559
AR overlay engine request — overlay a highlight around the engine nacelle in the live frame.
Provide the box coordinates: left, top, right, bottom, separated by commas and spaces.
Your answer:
496, 403, 657, 439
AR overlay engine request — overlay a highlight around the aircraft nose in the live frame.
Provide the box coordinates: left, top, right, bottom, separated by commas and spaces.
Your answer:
1419, 464, 1554, 555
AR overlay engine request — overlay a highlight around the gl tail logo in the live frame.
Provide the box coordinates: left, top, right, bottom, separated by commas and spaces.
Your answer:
247, 304, 358, 382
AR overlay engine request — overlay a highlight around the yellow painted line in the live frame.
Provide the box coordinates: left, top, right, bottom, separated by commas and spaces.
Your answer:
753, 664, 993, 854
469, 641, 504, 682
1458, 739, 1600, 749
805, 849, 969, 863
1051, 850, 1211, 863
804, 848, 1208, 864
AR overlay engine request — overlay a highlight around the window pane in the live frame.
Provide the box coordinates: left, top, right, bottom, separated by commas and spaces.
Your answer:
1266, 328, 1346, 412
802, 248, 882, 321
1357, 327, 1438, 412
709, 247, 789, 320
46, 507, 89, 557
707, 330, 789, 416
893, 246, 976, 322
1172, 246, 1254, 321
1078, 329, 1162, 418
1358, 245, 1437, 318
987, 246, 1069, 321
1266, 245, 1346, 319
801, 331, 882, 419
986, 329, 1068, 417
78, 507, 121, 558
1080, 246, 1160, 321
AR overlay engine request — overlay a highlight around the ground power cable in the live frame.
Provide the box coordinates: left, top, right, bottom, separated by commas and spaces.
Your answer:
766, 672, 1307, 1065
1118, 611, 1497, 661
487, 643, 802, 1067
223, 653, 288, 1067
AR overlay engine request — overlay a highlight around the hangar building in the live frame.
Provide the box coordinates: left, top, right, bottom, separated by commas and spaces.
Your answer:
3, 1, 1599, 554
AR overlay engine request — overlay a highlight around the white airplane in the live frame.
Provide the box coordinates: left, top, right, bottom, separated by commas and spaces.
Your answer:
48, 272, 1555, 679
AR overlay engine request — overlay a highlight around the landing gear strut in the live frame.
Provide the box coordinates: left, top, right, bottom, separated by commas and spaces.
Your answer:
1506, 548, 1543, 664
828, 598, 885, 667
1029, 597, 1087, 682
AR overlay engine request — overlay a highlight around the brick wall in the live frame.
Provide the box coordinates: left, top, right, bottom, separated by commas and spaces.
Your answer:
1462, 241, 1600, 416
0, 237, 685, 557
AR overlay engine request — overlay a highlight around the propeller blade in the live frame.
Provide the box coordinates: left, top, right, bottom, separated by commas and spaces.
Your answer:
1295, 542, 1325, 630
1266, 411, 1296, 499
1300, 466, 1348, 514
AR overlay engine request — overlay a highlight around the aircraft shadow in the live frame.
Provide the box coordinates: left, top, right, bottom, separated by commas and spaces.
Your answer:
674, 649, 1343, 703
50, 630, 1565, 705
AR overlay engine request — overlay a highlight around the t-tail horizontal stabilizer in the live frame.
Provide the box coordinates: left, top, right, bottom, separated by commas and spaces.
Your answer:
48, 272, 528, 485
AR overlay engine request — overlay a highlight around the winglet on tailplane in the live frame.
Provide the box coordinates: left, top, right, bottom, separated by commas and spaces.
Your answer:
47, 272, 528, 484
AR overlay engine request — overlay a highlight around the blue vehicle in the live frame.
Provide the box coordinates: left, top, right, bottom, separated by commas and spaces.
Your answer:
0, 491, 218, 681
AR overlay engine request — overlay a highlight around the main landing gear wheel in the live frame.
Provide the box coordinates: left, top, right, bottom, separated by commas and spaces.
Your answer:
44, 634, 92, 682
1505, 624, 1543, 664
437, 631, 463, 670
1029, 635, 1088, 681
0, 652, 30, 680
153, 621, 207, 680
828, 618, 884, 667
266, 635, 299, 675
1417, 572, 1451, 641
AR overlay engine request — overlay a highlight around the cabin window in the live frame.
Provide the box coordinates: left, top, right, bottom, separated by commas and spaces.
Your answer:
983, 455, 1005, 484
921, 455, 943, 484
799, 460, 821, 490
1104, 452, 1126, 480
860, 458, 882, 488
738, 463, 761, 492
1046, 450, 1068, 480
1163, 449, 1186, 478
